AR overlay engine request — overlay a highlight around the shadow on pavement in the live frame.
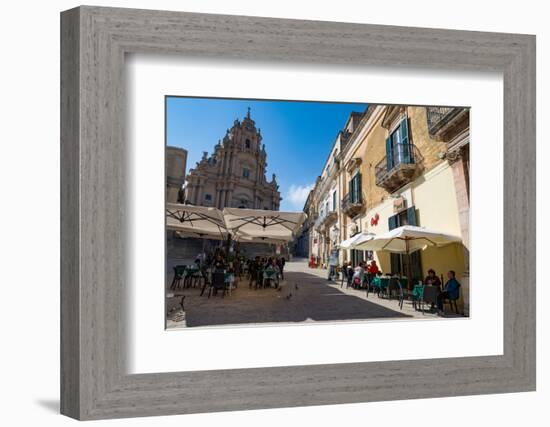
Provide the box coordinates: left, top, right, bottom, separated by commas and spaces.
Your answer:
182, 270, 411, 327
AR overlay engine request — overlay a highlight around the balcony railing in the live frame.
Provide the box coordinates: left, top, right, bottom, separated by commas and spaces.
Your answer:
341, 192, 364, 218
375, 143, 424, 193
314, 209, 337, 231
427, 107, 469, 140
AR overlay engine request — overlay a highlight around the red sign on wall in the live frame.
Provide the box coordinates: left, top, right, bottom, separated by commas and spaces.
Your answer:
370, 213, 380, 227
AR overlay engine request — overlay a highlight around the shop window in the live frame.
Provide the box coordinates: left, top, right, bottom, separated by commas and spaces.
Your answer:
388, 206, 422, 281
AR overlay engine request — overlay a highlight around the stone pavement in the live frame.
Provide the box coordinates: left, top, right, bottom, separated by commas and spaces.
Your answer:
166, 258, 438, 329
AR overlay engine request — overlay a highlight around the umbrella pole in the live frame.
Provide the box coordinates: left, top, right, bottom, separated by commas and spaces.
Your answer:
225, 234, 232, 258
406, 238, 412, 290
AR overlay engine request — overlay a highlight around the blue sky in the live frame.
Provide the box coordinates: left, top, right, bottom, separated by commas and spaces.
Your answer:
166, 97, 368, 211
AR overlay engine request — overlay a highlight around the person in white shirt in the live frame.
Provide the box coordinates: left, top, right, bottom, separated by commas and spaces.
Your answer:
352, 262, 365, 289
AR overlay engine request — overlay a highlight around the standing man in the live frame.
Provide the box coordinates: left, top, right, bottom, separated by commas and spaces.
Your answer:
278, 256, 286, 280
327, 251, 338, 281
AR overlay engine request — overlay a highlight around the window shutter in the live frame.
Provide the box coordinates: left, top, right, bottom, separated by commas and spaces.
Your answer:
388, 214, 398, 231
406, 206, 417, 226
399, 118, 411, 163
385, 136, 393, 171
356, 173, 362, 203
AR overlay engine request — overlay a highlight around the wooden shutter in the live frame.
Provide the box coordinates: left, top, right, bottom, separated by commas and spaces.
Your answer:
357, 173, 362, 202
385, 136, 393, 171
406, 206, 417, 226
388, 214, 398, 230
399, 118, 411, 163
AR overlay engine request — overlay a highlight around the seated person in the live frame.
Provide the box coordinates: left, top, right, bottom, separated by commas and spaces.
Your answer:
263, 259, 280, 288
367, 260, 379, 274
344, 263, 353, 287
424, 268, 442, 289
213, 254, 226, 271
248, 256, 262, 288
437, 270, 461, 313
352, 262, 365, 289
341, 262, 350, 280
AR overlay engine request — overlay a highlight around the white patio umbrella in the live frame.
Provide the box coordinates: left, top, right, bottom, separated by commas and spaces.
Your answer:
166, 203, 228, 240
339, 232, 376, 249
353, 225, 462, 288
173, 229, 228, 240
222, 208, 306, 241
234, 231, 292, 245
354, 225, 462, 253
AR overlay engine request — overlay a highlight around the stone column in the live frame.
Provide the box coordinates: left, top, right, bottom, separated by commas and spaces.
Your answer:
189, 184, 196, 205
220, 150, 227, 176
216, 189, 221, 208
185, 183, 194, 204
449, 146, 470, 315
196, 179, 204, 205
231, 153, 237, 178
229, 151, 235, 176
225, 183, 233, 208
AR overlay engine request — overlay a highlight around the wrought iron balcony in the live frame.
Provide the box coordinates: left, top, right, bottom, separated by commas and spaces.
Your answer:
314, 210, 337, 231
341, 192, 364, 218
375, 143, 424, 193
313, 215, 324, 231
427, 107, 469, 140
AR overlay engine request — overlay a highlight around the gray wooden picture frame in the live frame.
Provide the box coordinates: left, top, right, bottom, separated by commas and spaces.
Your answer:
60, 5, 536, 420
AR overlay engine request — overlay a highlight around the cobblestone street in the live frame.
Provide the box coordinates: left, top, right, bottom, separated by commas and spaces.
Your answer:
167, 258, 438, 329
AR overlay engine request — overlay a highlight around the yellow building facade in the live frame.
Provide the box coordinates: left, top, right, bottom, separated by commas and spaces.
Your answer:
332, 105, 470, 314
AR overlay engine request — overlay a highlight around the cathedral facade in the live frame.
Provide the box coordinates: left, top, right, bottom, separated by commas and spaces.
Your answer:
184, 109, 281, 210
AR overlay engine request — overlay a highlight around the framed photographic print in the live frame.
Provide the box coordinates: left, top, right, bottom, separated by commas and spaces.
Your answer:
61, 6, 536, 420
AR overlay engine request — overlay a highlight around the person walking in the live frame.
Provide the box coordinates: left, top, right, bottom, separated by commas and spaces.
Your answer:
277, 256, 286, 280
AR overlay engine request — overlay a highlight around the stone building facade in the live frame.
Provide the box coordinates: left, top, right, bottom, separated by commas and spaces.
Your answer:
306, 105, 470, 313
292, 182, 319, 258
184, 109, 281, 210
166, 146, 188, 203
309, 112, 365, 266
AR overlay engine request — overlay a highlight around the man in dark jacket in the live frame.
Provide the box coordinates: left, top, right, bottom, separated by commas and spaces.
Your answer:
437, 270, 461, 313
277, 257, 286, 279
248, 256, 262, 289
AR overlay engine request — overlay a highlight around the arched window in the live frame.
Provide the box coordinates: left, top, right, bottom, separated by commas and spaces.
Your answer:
245, 139, 251, 149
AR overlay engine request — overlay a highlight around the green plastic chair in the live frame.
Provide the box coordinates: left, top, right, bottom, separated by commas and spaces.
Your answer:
170, 265, 188, 290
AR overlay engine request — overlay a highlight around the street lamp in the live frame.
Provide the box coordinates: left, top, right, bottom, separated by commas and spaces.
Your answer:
331, 225, 340, 246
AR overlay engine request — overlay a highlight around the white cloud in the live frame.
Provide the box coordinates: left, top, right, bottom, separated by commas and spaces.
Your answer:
285, 183, 314, 210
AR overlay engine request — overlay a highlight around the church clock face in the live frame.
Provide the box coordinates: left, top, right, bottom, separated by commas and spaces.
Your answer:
245, 123, 253, 131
